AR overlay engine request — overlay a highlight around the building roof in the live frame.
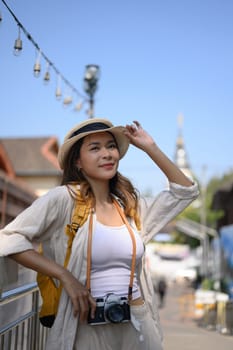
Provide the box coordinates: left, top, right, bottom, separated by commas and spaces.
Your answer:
0, 137, 62, 177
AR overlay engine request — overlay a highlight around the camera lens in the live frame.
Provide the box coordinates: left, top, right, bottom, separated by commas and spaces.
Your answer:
105, 304, 124, 323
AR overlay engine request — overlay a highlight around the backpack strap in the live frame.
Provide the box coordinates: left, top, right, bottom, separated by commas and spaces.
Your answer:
64, 185, 91, 266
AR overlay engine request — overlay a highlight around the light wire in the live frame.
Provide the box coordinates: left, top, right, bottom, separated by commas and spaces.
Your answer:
1, 0, 87, 102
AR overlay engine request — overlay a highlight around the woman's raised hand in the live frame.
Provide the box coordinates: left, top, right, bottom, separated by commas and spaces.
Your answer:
124, 121, 157, 152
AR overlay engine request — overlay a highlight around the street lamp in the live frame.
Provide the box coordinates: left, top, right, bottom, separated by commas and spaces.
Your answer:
83, 64, 100, 118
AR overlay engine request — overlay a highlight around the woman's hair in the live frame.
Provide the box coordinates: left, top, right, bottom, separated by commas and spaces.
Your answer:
61, 137, 140, 221
61, 138, 85, 185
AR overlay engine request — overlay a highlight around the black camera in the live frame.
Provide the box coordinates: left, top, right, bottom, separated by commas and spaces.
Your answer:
88, 293, 131, 325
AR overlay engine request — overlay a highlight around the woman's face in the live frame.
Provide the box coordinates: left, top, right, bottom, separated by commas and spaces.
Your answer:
76, 132, 120, 181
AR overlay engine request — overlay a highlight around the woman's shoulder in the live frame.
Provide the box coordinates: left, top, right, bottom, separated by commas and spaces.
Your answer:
34, 185, 72, 207
43, 185, 71, 196
45, 185, 69, 197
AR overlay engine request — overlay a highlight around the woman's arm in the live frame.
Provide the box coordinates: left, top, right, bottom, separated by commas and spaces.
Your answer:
0, 186, 69, 257
10, 250, 96, 322
124, 121, 193, 187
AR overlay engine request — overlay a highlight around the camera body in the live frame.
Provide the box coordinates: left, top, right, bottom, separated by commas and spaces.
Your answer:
88, 293, 131, 325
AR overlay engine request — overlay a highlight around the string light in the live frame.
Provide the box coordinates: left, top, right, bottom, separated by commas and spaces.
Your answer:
43, 61, 50, 84
63, 89, 73, 106
33, 49, 41, 77
1, 0, 88, 112
55, 74, 62, 100
13, 24, 22, 56
63, 96, 73, 106
74, 101, 83, 112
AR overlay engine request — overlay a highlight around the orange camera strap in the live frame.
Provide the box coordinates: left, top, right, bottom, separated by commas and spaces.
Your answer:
86, 200, 137, 302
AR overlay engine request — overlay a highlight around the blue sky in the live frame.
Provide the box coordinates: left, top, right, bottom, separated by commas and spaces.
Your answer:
1, 0, 233, 195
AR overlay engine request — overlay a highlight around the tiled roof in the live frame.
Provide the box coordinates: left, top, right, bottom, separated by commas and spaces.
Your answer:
0, 137, 62, 176
0, 169, 37, 200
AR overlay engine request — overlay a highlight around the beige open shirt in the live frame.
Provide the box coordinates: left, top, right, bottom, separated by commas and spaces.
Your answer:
0, 181, 199, 349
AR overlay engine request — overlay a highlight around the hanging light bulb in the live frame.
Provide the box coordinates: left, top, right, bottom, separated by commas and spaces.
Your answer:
55, 86, 62, 100
74, 101, 83, 111
63, 95, 73, 106
44, 71, 50, 83
13, 25, 22, 56
43, 61, 50, 84
55, 74, 62, 100
63, 88, 73, 107
33, 62, 41, 77
0, 11, 2, 22
33, 49, 41, 77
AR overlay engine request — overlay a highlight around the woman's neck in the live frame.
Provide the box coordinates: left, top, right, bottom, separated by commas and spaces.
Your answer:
89, 180, 111, 204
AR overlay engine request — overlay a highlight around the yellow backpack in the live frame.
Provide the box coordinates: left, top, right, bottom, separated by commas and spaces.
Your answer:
37, 188, 91, 328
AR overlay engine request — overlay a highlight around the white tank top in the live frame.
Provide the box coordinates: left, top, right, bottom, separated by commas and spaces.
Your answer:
90, 221, 144, 299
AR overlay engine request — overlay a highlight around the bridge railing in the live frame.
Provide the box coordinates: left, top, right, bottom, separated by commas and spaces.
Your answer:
0, 283, 48, 350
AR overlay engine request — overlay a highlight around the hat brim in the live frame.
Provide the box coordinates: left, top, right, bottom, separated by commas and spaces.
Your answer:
58, 125, 129, 169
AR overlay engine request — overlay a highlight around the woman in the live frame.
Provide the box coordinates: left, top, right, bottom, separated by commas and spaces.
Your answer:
0, 118, 199, 349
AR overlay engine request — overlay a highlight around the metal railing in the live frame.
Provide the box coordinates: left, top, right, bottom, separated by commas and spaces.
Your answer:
0, 283, 48, 350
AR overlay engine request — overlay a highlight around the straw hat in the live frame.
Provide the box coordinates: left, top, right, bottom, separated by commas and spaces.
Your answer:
58, 118, 130, 169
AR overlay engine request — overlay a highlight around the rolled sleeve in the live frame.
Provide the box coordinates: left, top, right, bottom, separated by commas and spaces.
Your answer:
169, 181, 199, 199
0, 186, 70, 257
0, 233, 34, 256
140, 181, 199, 244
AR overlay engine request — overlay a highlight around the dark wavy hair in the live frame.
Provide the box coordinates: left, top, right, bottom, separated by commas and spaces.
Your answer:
61, 137, 140, 219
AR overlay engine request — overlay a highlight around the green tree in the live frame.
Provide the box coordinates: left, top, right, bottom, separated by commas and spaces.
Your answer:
172, 170, 233, 246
